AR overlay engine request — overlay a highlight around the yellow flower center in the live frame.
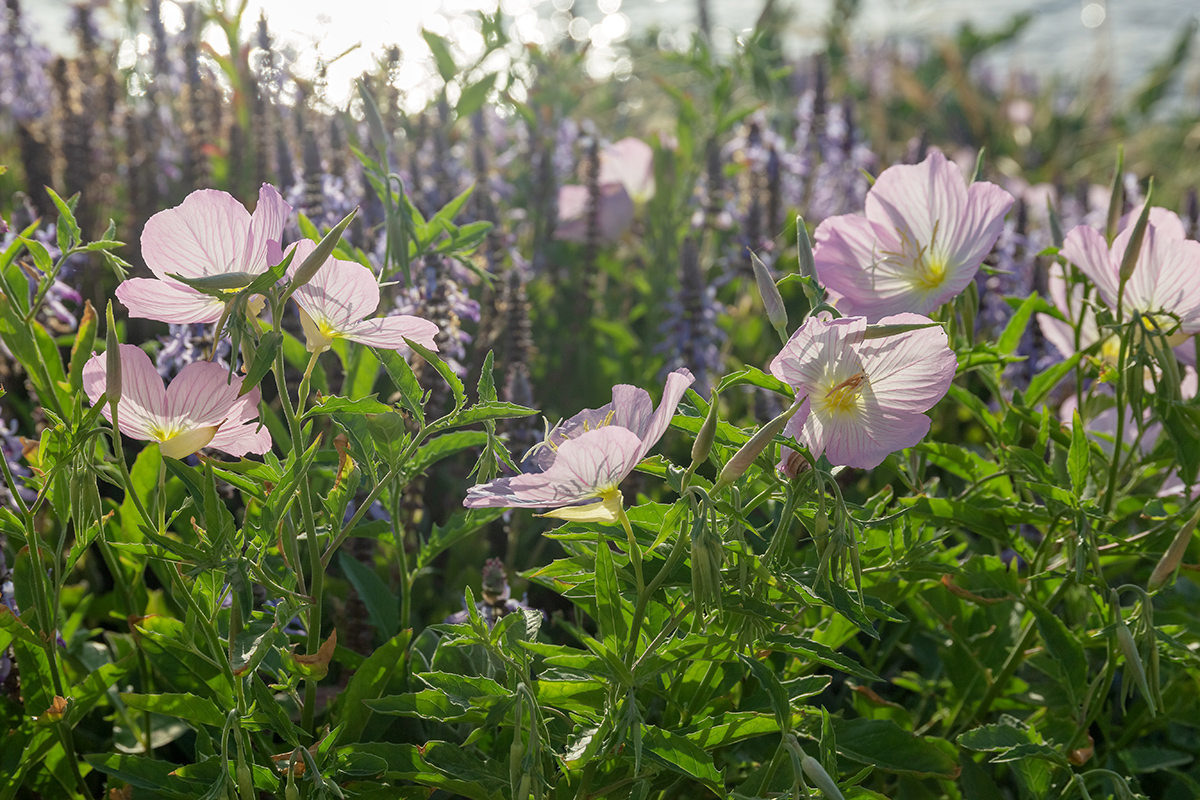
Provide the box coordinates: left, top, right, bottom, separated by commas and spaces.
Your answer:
913, 251, 949, 290
821, 371, 868, 414
298, 306, 337, 354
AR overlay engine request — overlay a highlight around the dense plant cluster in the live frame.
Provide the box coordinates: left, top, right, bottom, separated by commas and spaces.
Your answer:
2, 1, 1200, 799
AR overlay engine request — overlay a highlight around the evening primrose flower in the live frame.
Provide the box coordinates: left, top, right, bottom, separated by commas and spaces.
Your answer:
463, 369, 694, 522
769, 314, 956, 469
116, 184, 290, 324
83, 344, 270, 459
813, 151, 1014, 321
282, 239, 438, 354
1061, 207, 1200, 341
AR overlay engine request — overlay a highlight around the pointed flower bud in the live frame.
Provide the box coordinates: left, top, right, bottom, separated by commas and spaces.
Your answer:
1148, 504, 1200, 593
1118, 182, 1153, 286
105, 302, 121, 405
796, 215, 818, 283
689, 507, 723, 614
801, 753, 846, 800
690, 392, 720, 469
751, 251, 788, 344
712, 399, 803, 492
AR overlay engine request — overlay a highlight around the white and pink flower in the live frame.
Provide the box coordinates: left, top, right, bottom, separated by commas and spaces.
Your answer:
813, 151, 1014, 321
464, 369, 694, 522
281, 240, 438, 354
83, 344, 270, 459
770, 314, 956, 469
116, 185, 291, 324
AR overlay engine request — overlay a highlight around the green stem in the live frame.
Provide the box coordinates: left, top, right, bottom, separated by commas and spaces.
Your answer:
625, 510, 692, 662
615, 505, 645, 597
1102, 323, 1131, 516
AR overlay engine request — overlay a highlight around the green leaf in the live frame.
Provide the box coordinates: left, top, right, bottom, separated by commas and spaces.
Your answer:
765, 635, 882, 682
1068, 408, 1090, 498
336, 630, 412, 743
739, 654, 791, 732
118, 693, 227, 729
641, 724, 722, 789
1028, 600, 1088, 706
83, 754, 194, 791
451, 400, 539, 426
240, 330, 281, 397
594, 539, 627, 646
45, 187, 80, 251
409, 431, 488, 475
417, 507, 505, 569
408, 338, 466, 414
1026, 352, 1081, 406
997, 293, 1040, 355
340, 553, 400, 639
303, 395, 393, 419
422, 30, 459, 83
803, 715, 960, 779
456, 73, 497, 117
375, 348, 425, 423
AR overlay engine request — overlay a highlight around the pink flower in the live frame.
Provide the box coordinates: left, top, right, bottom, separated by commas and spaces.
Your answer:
814, 151, 1014, 321
464, 369, 694, 522
599, 137, 655, 205
1061, 207, 1200, 338
282, 240, 438, 354
769, 313, 956, 469
1036, 263, 1109, 361
116, 185, 291, 324
555, 184, 634, 245
83, 344, 270, 459
555, 137, 654, 244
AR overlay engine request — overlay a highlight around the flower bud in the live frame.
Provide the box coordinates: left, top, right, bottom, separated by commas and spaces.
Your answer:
1118, 183, 1153, 286
861, 320, 942, 340
690, 393, 720, 469
796, 215, 817, 283
284, 208, 358, 300
1112, 593, 1154, 713
104, 302, 121, 406
712, 399, 803, 492
690, 510, 723, 614
237, 761, 254, 800
801, 754, 846, 800
750, 251, 788, 344
1148, 504, 1200, 592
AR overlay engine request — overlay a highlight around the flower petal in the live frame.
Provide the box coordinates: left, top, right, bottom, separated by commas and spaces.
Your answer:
1061, 224, 1119, 308
464, 427, 643, 509
864, 150, 966, 251
635, 368, 694, 459
599, 137, 655, 204
116, 277, 225, 324
165, 360, 245, 429
141, 189, 252, 282
82, 345, 168, 441
854, 313, 956, 412
208, 418, 272, 457
287, 241, 381, 328
241, 183, 291, 273
820, 406, 932, 469
342, 315, 440, 352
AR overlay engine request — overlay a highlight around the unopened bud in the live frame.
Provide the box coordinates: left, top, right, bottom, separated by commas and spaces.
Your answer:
801, 754, 846, 800
104, 302, 121, 405
1118, 183, 1153, 285
712, 399, 803, 492
1112, 593, 1154, 713
237, 761, 254, 800
690, 510, 723, 614
690, 393, 720, 469
1105, 146, 1124, 243
1148, 504, 1200, 592
796, 215, 817, 282
751, 251, 788, 344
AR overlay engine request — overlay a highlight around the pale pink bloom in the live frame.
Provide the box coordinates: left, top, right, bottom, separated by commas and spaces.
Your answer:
814, 151, 1014, 321
1037, 263, 1107, 361
117, 185, 291, 324
1061, 207, 1200, 337
770, 313, 956, 469
83, 344, 270, 459
555, 183, 635, 244
280, 240, 438, 354
464, 369, 694, 522
598, 137, 655, 205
